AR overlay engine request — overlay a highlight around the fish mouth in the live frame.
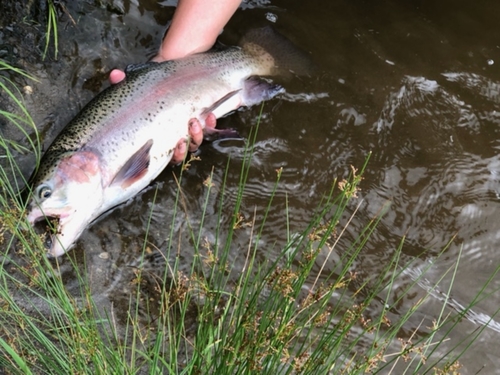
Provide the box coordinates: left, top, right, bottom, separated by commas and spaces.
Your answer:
28, 210, 62, 256
28, 204, 92, 257
28, 206, 78, 257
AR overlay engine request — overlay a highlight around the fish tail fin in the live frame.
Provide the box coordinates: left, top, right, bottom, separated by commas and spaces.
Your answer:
240, 26, 315, 78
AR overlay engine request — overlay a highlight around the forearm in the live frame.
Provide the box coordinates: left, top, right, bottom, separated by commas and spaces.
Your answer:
155, 0, 241, 61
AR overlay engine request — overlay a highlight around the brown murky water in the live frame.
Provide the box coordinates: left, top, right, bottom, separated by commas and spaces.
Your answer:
2, 0, 500, 373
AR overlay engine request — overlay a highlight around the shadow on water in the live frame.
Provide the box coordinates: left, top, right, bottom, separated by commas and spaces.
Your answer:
2, 0, 500, 372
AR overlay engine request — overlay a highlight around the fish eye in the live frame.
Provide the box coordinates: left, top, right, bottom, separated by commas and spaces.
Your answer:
37, 185, 52, 200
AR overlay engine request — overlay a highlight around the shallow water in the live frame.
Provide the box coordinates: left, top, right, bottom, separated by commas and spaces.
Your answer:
2, 0, 500, 372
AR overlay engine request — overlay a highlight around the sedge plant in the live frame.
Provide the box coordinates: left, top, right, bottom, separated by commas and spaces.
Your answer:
0, 75, 499, 375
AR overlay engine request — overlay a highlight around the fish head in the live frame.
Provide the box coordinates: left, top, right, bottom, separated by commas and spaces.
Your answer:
27, 150, 104, 257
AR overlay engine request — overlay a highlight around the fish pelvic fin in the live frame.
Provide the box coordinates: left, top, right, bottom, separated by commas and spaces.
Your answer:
241, 26, 315, 78
201, 89, 241, 117
111, 139, 153, 189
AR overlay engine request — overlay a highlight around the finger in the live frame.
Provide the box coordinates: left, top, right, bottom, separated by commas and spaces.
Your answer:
109, 69, 126, 84
188, 118, 203, 152
205, 112, 216, 129
171, 138, 188, 165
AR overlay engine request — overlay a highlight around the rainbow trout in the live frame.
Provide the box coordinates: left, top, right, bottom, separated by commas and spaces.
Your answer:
26, 27, 311, 256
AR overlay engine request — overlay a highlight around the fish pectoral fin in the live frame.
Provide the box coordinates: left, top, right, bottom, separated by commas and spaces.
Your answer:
200, 89, 241, 117
111, 139, 153, 189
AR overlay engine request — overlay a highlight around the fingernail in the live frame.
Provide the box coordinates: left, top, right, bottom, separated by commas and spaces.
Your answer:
189, 120, 200, 132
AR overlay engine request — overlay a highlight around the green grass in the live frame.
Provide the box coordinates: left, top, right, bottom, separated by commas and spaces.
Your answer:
42, 0, 59, 60
0, 66, 498, 374
0, 60, 41, 162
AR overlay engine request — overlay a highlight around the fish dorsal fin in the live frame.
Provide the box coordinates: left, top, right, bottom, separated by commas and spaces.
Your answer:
111, 139, 153, 188
200, 89, 241, 117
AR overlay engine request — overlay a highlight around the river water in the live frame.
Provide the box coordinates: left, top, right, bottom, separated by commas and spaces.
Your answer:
2, 0, 500, 373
